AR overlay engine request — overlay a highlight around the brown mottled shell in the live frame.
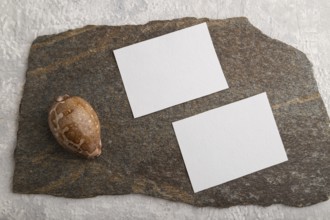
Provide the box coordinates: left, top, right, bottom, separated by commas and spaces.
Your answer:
48, 95, 102, 159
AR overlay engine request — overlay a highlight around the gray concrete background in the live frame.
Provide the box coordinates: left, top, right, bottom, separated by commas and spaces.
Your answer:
0, 0, 329, 219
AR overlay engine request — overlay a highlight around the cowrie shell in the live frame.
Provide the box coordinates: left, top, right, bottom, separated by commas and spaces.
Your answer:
48, 95, 102, 159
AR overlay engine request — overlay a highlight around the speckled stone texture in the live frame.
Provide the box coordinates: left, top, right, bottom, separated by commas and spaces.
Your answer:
13, 17, 330, 208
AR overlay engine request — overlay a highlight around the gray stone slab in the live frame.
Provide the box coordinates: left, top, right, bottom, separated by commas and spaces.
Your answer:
13, 17, 330, 207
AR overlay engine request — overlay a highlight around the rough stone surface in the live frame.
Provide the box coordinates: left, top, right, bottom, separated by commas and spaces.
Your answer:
13, 17, 330, 208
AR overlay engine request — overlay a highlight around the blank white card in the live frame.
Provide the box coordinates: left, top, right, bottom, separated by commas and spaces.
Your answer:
114, 23, 228, 118
173, 93, 288, 193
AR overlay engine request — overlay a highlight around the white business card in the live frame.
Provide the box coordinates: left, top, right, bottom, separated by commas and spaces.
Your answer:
114, 23, 228, 118
172, 93, 288, 192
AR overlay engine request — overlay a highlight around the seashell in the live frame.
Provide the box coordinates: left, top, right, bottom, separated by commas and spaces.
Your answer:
48, 95, 102, 159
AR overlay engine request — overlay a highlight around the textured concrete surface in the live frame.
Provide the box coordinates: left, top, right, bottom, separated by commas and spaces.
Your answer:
1, 0, 330, 219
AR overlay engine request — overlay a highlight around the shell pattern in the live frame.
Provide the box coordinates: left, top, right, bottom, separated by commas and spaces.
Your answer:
48, 95, 102, 159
